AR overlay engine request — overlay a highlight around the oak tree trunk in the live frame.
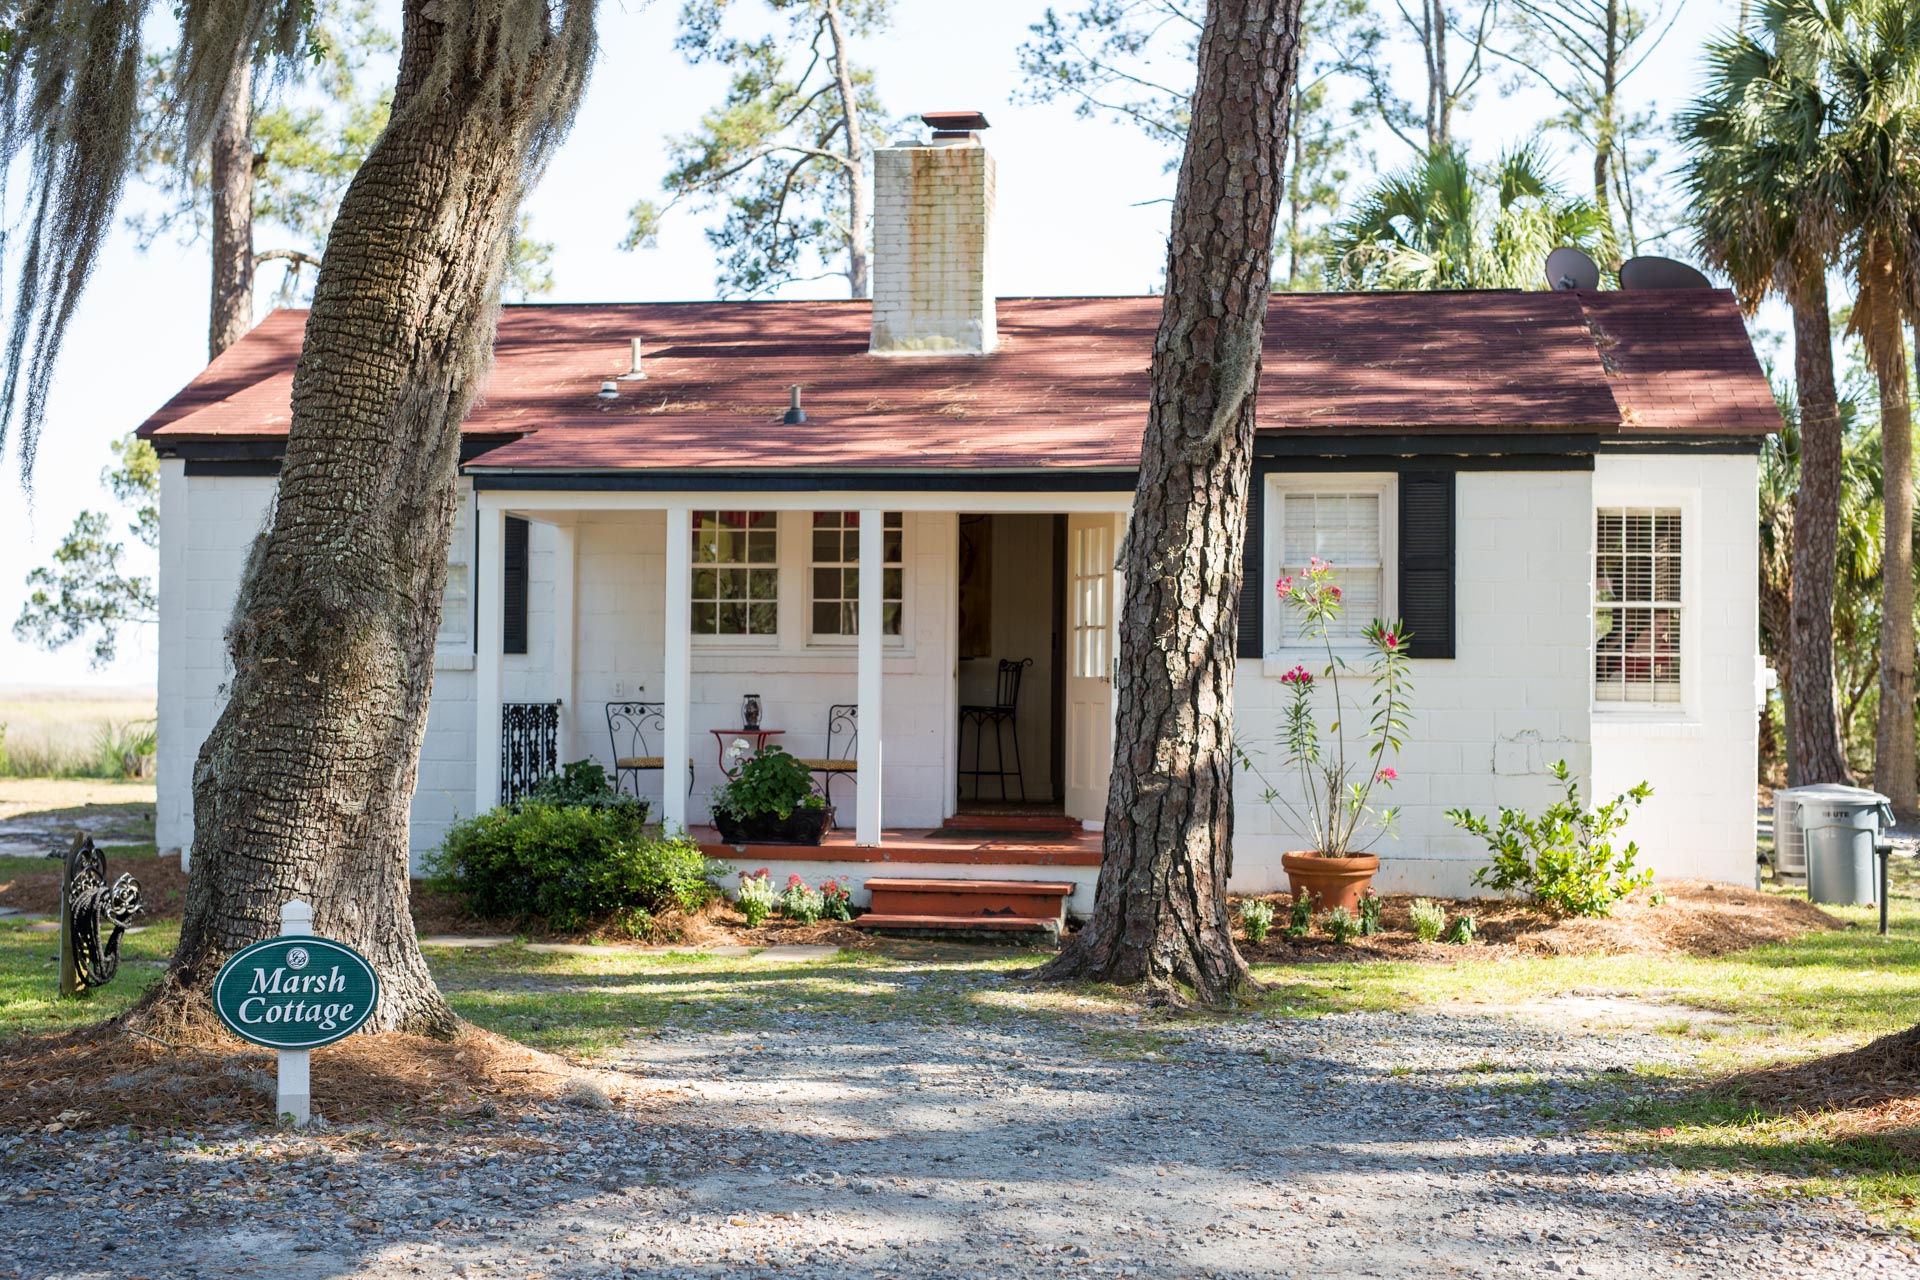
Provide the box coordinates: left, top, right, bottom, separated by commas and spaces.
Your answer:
1034, 0, 1303, 1004
1786, 275, 1853, 787
207, 57, 254, 359
140, 1, 592, 1035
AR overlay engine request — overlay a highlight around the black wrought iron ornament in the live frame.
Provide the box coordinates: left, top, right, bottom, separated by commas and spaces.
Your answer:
501, 700, 561, 805
62, 836, 143, 992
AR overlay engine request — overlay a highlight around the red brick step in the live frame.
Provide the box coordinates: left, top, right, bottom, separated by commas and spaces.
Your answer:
862, 877, 1074, 921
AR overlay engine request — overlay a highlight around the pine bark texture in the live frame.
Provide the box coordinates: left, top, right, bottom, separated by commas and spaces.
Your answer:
1786, 275, 1854, 787
147, 2, 592, 1036
207, 58, 254, 360
1865, 259, 1917, 813
1034, 0, 1302, 1004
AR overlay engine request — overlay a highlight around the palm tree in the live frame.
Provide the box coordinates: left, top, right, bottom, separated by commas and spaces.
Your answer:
1326, 142, 1609, 290
1804, 0, 1920, 813
1680, 4, 1854, 787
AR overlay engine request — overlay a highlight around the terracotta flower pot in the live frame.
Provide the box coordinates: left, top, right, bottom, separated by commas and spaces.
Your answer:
1281, 850, 1380, 914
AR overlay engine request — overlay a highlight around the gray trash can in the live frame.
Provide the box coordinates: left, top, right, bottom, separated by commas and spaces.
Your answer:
1795, 787, 1895, 906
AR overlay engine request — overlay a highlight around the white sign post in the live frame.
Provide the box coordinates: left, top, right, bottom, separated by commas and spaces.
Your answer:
277, 899, 313, 1126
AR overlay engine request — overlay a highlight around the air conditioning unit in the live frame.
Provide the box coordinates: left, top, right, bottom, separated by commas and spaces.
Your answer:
1773, 783, 1886, 884
1773, 789, 1808, 883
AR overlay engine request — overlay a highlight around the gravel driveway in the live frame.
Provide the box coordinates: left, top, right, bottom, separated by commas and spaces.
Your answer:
2, 958, 1912, 1279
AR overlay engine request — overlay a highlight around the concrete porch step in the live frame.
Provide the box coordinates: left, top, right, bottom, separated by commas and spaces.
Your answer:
863, 877, 1074, 921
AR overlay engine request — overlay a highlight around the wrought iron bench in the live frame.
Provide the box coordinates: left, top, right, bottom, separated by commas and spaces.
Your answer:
794, 703, 858, 809
606, 701, 694, 801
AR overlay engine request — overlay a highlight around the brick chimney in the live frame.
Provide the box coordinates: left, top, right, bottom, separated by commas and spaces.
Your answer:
869, 112, 997, 355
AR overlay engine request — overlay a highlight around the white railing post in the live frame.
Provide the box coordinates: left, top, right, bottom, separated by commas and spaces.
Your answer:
277, 899, 313, 1126
663, 506, 692, 831
856, 509, 884, 845
474, 501, 506, 813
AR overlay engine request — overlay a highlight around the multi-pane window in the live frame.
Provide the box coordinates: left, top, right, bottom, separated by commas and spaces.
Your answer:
1071, 522, 1112, 679
1594, 507, 1682, 704
1278, 491, 1383, 641
810, 511, 903, 637
691, 510, 778, 637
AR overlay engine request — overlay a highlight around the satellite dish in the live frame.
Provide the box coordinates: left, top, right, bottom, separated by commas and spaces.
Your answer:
1546, 246, 1601, 291
1619, 255, 1712, 290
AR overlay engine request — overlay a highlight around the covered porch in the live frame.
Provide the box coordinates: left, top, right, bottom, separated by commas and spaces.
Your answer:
467, 487, 1129, 877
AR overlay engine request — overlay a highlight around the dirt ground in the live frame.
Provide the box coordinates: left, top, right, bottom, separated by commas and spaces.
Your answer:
1236, 879, 1840, 962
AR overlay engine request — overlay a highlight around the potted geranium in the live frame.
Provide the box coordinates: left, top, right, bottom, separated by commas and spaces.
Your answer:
1238, 558, 1411, 911
710, 744, 833, 845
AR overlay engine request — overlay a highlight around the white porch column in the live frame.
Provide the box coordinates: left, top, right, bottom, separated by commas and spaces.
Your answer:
662, 506, 693, 832
856, 508, 884, 844
474, 502, 505, 813
552, 519, 577, 760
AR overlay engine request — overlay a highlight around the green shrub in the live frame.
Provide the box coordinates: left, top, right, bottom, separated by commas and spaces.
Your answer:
428, 801, 720, 932
1240, 898, 1275, 943
526, 759, 646, 819
94, 719, 157, 779
1443, 912, 1478, 945
1320, 905, 1360, 944
1410, 898, 1446, 943
735, 869, 777, 925
1448, 760, 1653, 917
711, 746, 824, 822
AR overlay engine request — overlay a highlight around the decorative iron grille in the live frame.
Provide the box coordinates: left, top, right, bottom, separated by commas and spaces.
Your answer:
501, 701, 562, 805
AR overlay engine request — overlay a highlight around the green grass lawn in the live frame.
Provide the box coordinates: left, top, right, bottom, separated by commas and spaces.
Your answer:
4, 876, 1917, 1233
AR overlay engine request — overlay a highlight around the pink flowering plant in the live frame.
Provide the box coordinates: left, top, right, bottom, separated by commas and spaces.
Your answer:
1237, 558, 1412, 858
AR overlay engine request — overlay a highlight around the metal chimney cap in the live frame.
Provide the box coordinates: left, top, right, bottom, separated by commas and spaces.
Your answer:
921, 111, 990, 133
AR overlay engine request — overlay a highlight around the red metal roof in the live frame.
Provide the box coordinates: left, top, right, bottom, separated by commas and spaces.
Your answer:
138, 290, 1778, 471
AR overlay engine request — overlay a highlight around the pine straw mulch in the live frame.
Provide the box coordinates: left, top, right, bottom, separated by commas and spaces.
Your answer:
0, 1001, 655, 1133
1712, 1024, 1920, 1157
0, 849, 190, 919
1234, 880, 1845, 964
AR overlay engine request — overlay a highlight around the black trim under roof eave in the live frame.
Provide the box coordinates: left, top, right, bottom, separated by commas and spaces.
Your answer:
163, 437, 520, 465
1599, 435, 1765, 455
468, 469, 1142, 493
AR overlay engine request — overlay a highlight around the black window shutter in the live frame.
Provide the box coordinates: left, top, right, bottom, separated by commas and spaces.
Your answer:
503, 515, 529, 656
1398, 471, 1455, 659
1237, 467, 1267, 659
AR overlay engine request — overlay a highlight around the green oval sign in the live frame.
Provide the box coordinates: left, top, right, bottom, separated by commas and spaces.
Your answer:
212, 936, 380, 1049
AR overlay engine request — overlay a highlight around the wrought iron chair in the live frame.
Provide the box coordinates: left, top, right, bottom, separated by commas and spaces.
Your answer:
605, 701, 694, 802
795, 704, 858, 809
958, 658, 1032, 802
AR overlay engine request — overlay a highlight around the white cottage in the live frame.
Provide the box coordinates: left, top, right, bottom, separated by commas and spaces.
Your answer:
140, 115, 1778, 922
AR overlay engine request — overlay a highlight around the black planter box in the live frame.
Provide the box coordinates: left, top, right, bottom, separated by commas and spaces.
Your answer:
713, 805, 835, 846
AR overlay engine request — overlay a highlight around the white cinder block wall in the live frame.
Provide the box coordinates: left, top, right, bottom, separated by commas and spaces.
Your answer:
1230, 469, 1596, 897
1590, 453, 1760, 887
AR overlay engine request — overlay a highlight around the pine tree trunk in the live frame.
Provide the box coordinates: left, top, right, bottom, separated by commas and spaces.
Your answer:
207, 58, 254, 359
1786, 275, 1853, 787
823, 0, 869, 299
1868, 286, 1916, 813
140, 1, 593, 1035
1033, 0, 1303, 1004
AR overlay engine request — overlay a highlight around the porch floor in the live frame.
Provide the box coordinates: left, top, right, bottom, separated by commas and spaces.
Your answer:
692, 824, 1102, 867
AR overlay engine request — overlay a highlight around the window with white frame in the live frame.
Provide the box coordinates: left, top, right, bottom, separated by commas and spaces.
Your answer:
691, 510, 779, 638
1594, 506, 1682, 705
1270, 477, 1393, 645
809, 511, 903, 638
1071, 521, 1112, 679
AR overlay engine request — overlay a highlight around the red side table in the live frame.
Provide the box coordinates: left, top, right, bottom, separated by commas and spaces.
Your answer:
711, 728, 784, 777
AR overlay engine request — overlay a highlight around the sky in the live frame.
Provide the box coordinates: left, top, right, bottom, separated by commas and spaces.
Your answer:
0, 0, 1752, 691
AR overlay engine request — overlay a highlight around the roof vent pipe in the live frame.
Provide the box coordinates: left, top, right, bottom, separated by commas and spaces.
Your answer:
620, 337, 647, 380
783, 384, 807, 425
597, 380, 619, 401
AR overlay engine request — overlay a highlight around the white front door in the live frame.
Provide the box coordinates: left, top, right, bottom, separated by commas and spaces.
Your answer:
1064, 513, 1118, 826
